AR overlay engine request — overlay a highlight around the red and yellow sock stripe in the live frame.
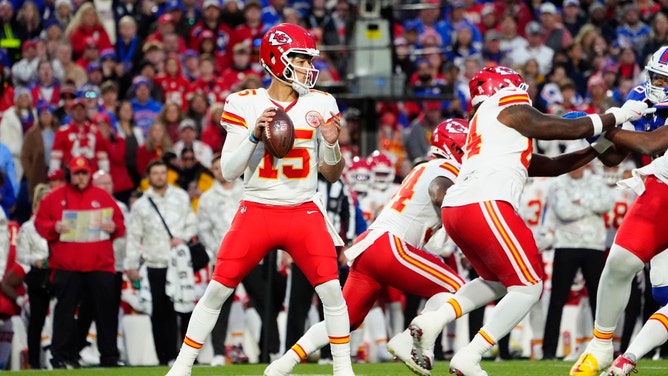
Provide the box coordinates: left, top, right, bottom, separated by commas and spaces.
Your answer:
184, 336, 204, 349
329, 335, 351, 345
291, 344, 308, 361
593, 328, 614, 341
448, 298, 463, 319
478, 330, 496, 346
649, 312, 668, 330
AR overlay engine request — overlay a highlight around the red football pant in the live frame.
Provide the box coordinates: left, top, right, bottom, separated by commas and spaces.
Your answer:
213, 201, 339, 288
615, 176, 668, 263
343, 231, 464, 329
443, 201, 544, 287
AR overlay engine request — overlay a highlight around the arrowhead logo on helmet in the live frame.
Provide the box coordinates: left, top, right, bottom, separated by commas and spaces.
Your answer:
268, 30, 293, 46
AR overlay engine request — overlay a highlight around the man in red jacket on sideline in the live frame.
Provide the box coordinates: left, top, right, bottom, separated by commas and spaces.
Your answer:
34, 156, 125, 369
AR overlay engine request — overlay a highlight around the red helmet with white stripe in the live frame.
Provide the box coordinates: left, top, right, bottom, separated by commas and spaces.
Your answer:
367, 151, 395, 190
346, 156, 373, 194
430, 118, 469, 163
469, 66, 528, 106
259, 23, 320, 95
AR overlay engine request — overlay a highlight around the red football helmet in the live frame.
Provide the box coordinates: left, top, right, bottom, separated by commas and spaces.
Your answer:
430, 118, 469, 163
367, 151, 395, 191
469, 66, 528, 106
259, 23, 320, 95
346, 156, 374, 194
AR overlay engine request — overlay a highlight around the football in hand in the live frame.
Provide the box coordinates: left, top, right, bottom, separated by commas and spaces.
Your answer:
261, 108, 295, 158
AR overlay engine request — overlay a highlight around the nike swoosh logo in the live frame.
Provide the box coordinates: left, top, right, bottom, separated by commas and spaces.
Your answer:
307, 210, 319, 214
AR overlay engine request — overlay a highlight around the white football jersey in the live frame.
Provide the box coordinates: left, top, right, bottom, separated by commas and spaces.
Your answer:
221, 88, 339, 205
603, 187, 635, 249
364, 184, 400, 223
443, 87, 532, 210
518, 176, 553, 236
370, 158, 460, 249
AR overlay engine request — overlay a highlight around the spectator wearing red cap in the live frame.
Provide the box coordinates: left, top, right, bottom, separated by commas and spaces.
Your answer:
49, 98, 110, 176
34, 155, 125, 369
74, 37, 101, 72
47, 169, 66, 189
146, 14, 187, 54
21, 102, 58, 203
94, 112, 134, 203
11, 39, 40, 86
65, 2, 113, 60
189, 0, 234, 70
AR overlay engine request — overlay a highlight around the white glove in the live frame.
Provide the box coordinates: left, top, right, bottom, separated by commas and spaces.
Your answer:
606, 100, 656, 125
620, 121, 635, 131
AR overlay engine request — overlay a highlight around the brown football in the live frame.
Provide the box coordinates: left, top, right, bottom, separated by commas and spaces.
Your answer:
261, 108, 295, 158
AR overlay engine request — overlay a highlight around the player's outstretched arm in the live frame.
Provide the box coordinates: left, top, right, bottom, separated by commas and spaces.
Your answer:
499, 105, 617, 140
499, 100, 653, 141
528, 146, 598, 177
605, 125, 668, 156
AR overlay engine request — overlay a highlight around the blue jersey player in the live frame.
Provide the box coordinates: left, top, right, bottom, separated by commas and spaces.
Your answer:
625, 46, 668, 132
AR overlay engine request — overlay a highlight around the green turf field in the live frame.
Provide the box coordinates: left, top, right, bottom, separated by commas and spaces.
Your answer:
3, 359, 668, 376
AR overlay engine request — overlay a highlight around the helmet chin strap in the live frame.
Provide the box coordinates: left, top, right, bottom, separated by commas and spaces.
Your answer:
264, 65, 310, 96
291, 81, 309, 96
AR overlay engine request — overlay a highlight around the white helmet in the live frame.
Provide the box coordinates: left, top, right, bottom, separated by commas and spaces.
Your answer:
644, 46, 668, 103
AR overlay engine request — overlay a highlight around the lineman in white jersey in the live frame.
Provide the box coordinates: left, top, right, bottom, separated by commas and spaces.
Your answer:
265, 119, 469, 376
399, 65, 652, 376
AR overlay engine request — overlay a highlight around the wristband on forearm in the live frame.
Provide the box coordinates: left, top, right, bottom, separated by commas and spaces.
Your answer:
591, 132, 613, 154
322, 140, 342, 165
588, 114, 603, 136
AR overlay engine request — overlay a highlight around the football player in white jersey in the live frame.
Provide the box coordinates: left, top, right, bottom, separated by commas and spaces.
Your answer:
264, 119, 469, 376
167, 23, 354, 376
399, 65, 652, 376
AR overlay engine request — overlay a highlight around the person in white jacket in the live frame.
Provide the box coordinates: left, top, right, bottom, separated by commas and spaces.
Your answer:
541, 155, 614, 361
196, 153, 245, 366
0, 86, 35, 184
15, 183, 50, 369
124, 159, 197, 366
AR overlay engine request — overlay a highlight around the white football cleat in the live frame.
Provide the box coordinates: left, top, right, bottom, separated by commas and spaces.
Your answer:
209, 354, 226, 367
165, 363, 192, 376
449, 349, 487, 376
407, 311, 443, 376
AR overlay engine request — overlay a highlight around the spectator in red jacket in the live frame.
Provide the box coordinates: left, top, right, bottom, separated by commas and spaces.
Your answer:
94, 112, 135, 203
189, 0, 234, 70
154, 54, 190, 111
34, 155, 125, 368
65, 2, 112, 60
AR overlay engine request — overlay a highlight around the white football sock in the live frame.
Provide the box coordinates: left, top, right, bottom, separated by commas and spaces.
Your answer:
625, 306, 668, 360
173, 281, 234, 366
595, 244, 644, 330
315, 280, 352, 373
